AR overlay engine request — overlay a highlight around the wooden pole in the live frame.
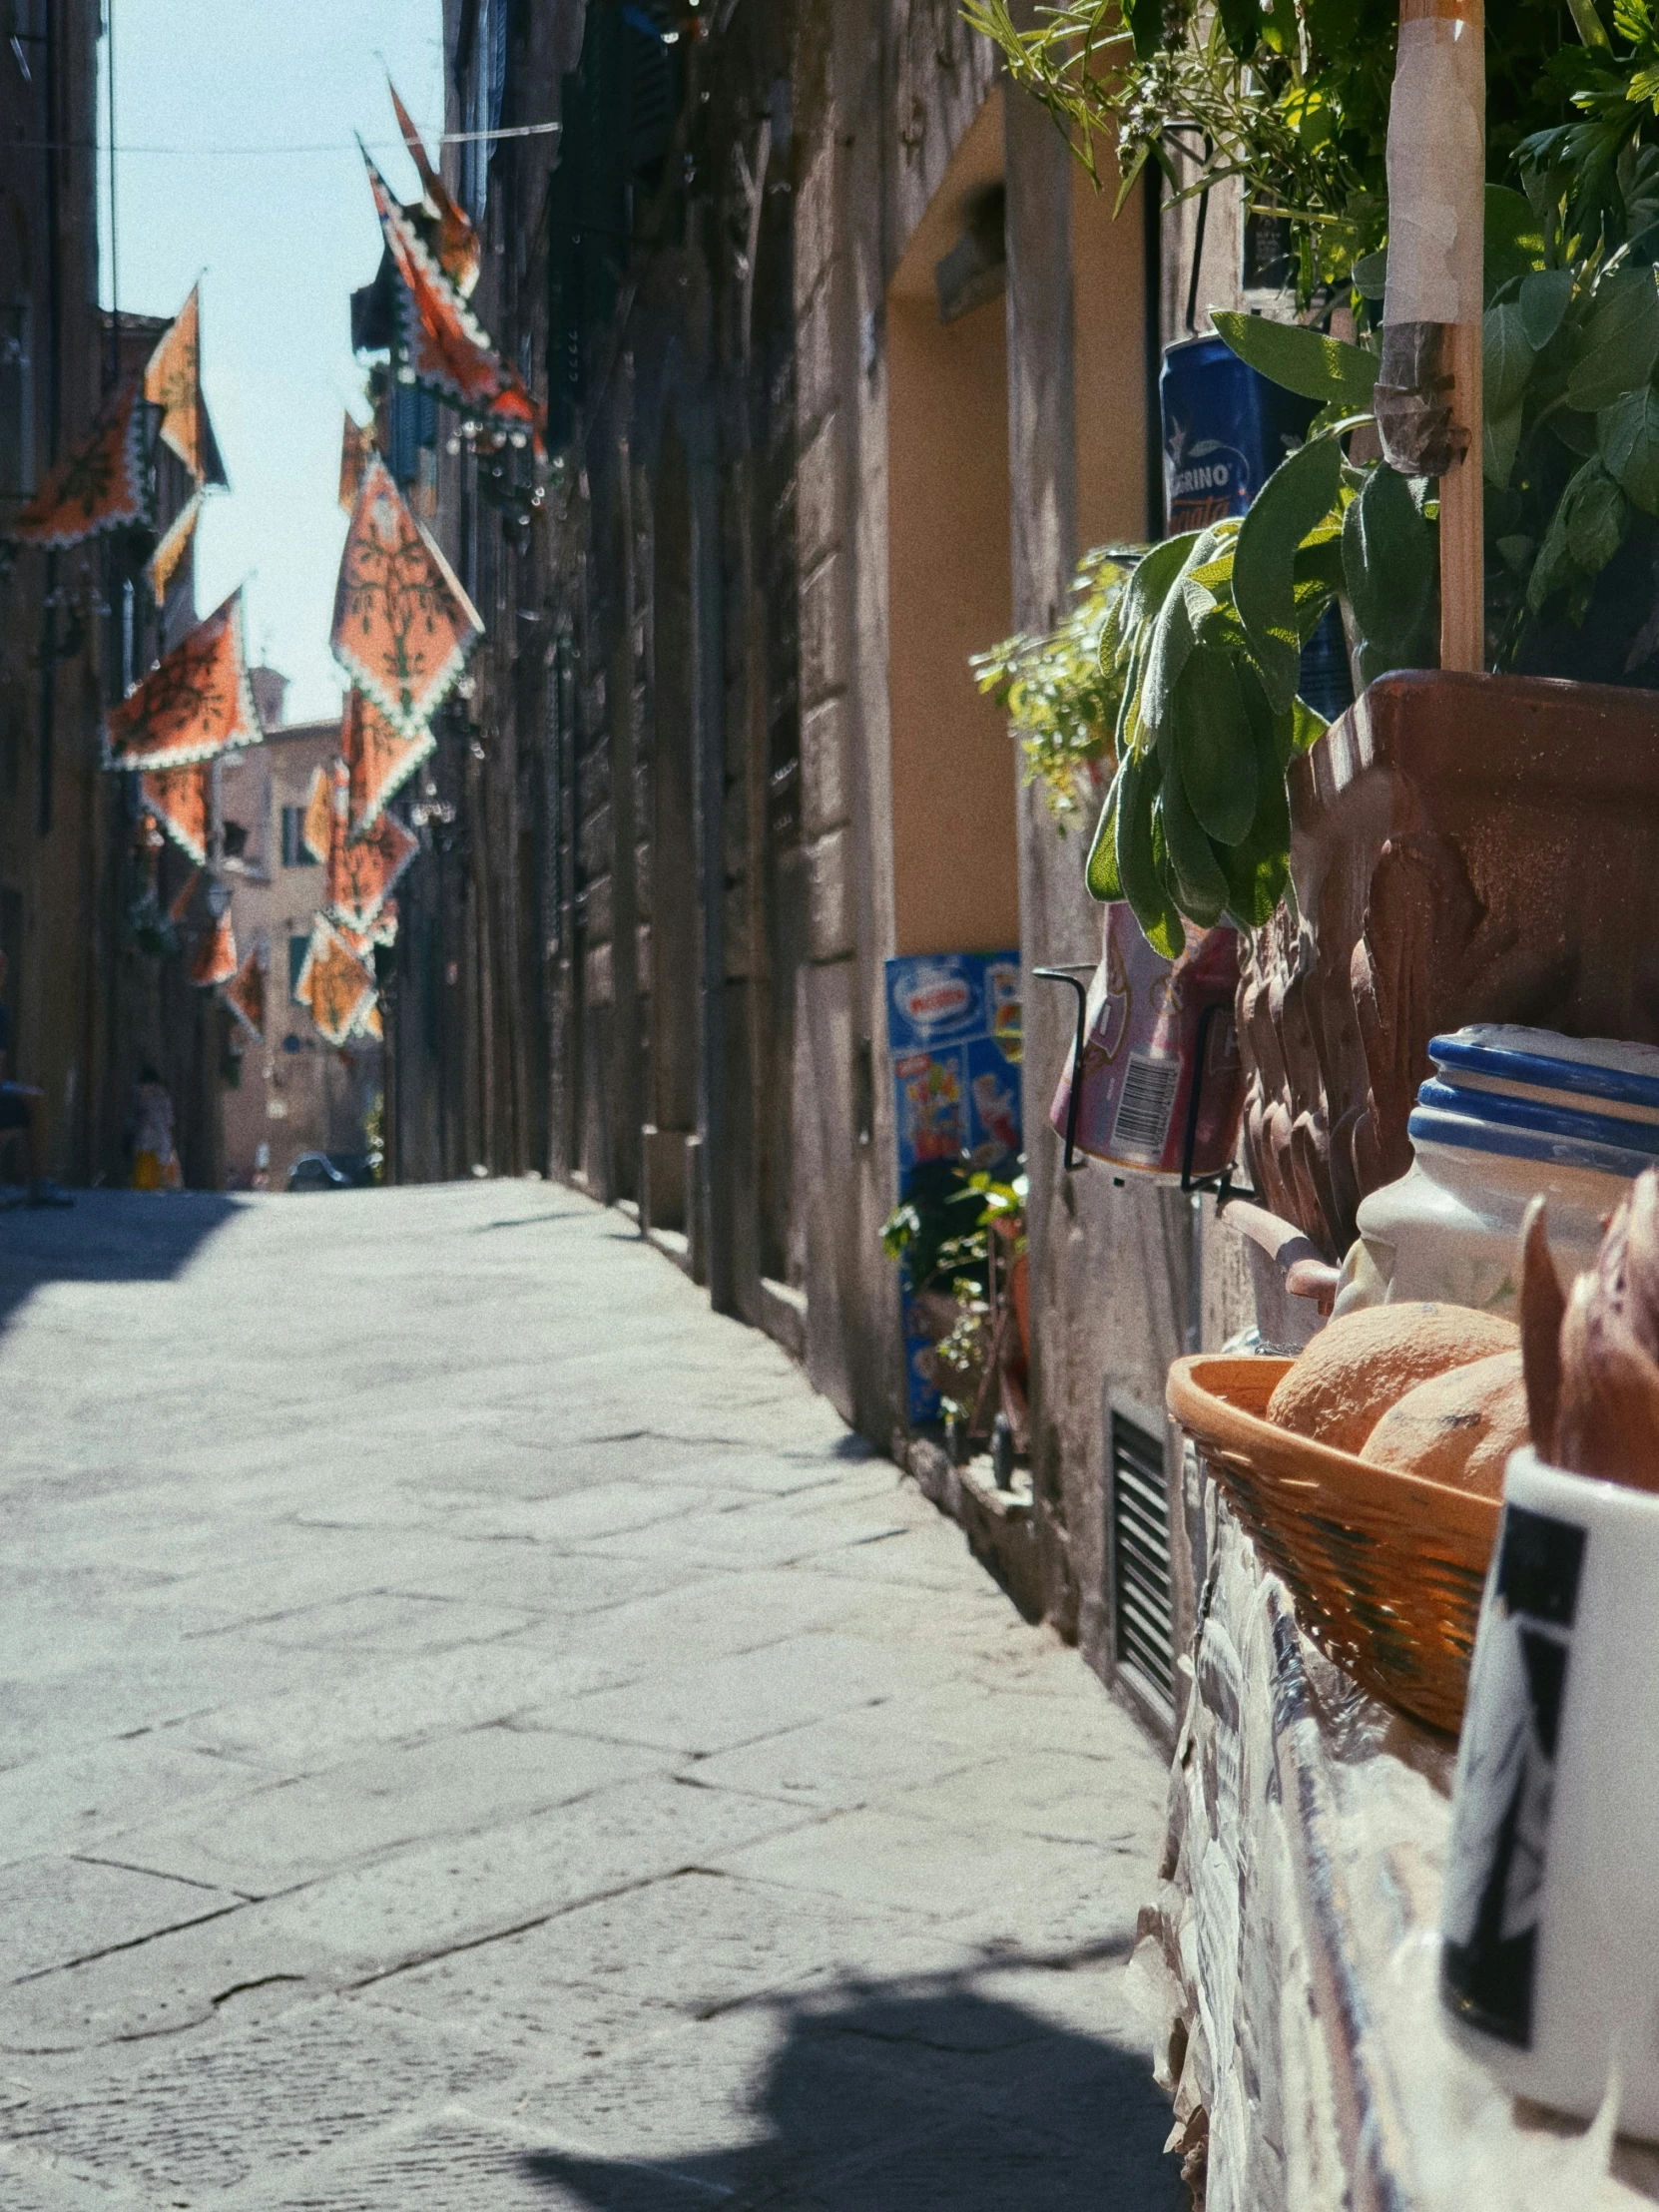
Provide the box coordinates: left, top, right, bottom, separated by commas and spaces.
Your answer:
1397, 0, 1485, 673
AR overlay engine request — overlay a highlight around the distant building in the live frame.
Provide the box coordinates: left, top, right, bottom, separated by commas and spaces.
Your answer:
219, 696, 383, 1191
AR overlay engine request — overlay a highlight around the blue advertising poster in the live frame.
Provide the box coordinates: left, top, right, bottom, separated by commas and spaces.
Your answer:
885, 951, 1021, 1424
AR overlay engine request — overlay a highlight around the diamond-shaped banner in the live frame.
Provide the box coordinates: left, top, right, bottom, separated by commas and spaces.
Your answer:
144, 284, 228, 488
140, 764, 208, 865
342, 683, 433, 835
189, 906, 238, 989
388, 78, 480, 297
331, 457, 481, 741
295, 915, 378, 1047
224, 943, 266, 1041
326, 756, 417, 936
104, 590, 263, 772
8, 377, 154, 549
363, 149, 542, 450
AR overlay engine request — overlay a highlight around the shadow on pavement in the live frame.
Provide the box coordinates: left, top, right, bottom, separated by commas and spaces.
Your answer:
520, 1958, 1180, 2211
0, 1188, 242, 1337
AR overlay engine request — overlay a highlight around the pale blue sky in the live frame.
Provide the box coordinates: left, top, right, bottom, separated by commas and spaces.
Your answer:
100, 2, 446, 723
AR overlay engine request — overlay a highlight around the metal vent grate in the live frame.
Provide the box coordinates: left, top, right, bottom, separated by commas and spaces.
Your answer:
1111, 1410, 1176, 1715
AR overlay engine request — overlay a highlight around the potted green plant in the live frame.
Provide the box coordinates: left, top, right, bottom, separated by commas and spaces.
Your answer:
969, 0, 1659, 1261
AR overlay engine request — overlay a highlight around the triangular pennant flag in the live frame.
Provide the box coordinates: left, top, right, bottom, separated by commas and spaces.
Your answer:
189, 905, 238, 989
363, 149, 543, 450
140, 764, 208, 865
104, 590, 263, 771
145, 487, 203, 608
295, 914, 377, 1046
328, 777, 417, 936
223, 942, 266, 1041
331, 456, 481, 739
143, 285, 229, 488
338, 412, 375, 513
387, 77, 480, 297
300, 762, 332, 863
8, 377, 154, 548
342, 682, 433, 834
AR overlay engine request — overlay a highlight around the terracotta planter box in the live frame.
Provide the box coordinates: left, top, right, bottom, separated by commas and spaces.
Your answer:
1239, 670, 1659, 1260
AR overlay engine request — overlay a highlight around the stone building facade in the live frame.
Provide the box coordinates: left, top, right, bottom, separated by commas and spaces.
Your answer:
218, 703, 384, 1191
0, 12, 227, 1192
396, 0, 1263, 1734
0, 2, 113, 1185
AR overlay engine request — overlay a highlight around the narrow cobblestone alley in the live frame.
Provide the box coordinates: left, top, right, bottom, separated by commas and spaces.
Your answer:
0, 1186, 1178, 2209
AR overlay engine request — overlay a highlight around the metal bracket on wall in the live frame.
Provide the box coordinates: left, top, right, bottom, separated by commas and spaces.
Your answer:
1035, 970, 1263, 1203
1032, 965, 1095, 1173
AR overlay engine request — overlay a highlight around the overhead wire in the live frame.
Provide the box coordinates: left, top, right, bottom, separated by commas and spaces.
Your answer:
19, 121, 561, 156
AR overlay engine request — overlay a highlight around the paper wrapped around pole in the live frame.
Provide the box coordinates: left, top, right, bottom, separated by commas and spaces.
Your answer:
1382, 18, 1484, 330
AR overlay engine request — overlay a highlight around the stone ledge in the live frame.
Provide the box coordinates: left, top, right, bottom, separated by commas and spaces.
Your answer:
646, 1224, 693, 1277
899, 1434, 1043, 1623
758, 1275, 808, 1364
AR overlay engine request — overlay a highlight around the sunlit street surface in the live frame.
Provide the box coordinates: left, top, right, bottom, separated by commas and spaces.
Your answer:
0, 1188, 1174, 2208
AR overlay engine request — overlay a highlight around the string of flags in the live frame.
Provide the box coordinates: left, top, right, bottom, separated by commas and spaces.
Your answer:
7, 282, 228, 586
2, 78, 540, 1071
290, 439, 481, 1045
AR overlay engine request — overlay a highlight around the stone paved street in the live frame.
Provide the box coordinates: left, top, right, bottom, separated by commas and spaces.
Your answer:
0, 1184, 1178, 2208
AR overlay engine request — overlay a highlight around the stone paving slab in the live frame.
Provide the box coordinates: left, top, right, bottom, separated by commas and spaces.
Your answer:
0, 1184, 1179, 2207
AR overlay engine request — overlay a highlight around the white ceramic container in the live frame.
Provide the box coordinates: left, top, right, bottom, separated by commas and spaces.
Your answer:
1440, 1447, 1659, 2138
1356, 1026, 1659, 1314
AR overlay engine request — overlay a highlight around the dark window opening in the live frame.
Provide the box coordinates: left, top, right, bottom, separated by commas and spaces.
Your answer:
280, 808, 315, 869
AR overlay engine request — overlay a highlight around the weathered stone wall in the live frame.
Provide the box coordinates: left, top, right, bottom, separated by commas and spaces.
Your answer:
0, 1, 126, 1188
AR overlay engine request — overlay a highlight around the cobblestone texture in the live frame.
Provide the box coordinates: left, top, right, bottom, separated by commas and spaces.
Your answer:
0, 1184, 1177, 2206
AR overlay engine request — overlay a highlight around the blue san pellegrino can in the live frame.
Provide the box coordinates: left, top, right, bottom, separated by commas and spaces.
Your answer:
1160, 331, 1353, 718
1159, 331, 1317, 530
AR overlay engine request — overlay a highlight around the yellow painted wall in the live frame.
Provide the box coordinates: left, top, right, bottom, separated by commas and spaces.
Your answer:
885, 102, 1017, 959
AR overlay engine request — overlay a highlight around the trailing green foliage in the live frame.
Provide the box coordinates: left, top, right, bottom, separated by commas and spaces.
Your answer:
970, 549, 1136, 826
961, 0, 1583, 310
879, 1157, 1027, 1296
1069, 307, 1444, 950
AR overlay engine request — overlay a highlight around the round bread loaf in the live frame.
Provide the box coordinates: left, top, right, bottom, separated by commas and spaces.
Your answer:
1265, 1302, 1519, 1456
1358, 1350, 1528, 1497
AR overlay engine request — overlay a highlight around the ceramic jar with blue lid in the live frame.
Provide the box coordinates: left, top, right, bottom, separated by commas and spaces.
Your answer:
1353, 1025, 1659, 1313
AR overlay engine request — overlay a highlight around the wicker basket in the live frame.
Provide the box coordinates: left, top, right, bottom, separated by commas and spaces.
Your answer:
1167, 1354, 1501, 1737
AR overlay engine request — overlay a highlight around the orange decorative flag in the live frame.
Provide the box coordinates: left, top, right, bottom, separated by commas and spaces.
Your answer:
300, 762, 332, 863
224, 943, 266, 1040
189, 905, 238, 989
295, 914, 377, 1046
104, 590, 263, 771
338, 412, 374, 513
331, 456, 481, 739
387, 78, 480, 297
362, 150, 543, 451
342, 681, 432, 833
8, 377, 154, 548
139, 763, 208, 865
143, 285, 228, 488
342, 897, 398, 952
145, 487, 202, 608
327, 766, 417, 934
